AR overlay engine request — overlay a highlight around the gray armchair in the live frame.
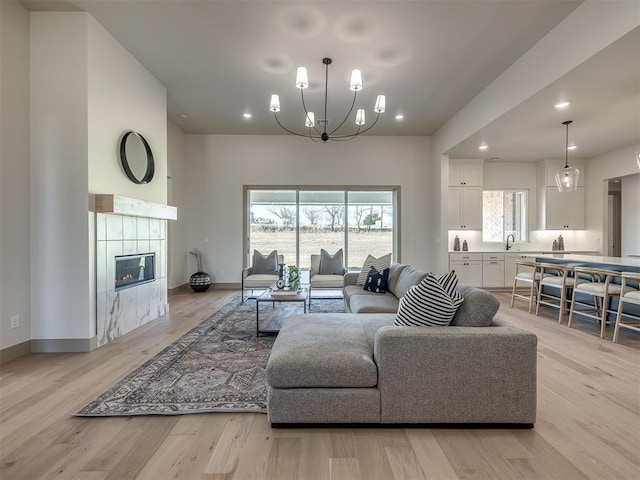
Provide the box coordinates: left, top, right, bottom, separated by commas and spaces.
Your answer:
241, 253, 284, 303
309, 253, 346, 306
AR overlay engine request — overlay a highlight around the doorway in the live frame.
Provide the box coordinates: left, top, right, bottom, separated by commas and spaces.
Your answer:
607, 179, 622, 257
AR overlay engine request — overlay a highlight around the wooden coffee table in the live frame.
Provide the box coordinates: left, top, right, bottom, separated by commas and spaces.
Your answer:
256, 287, 308, 336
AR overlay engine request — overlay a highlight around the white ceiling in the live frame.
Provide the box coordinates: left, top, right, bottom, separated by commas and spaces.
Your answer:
22, 1, 639, 160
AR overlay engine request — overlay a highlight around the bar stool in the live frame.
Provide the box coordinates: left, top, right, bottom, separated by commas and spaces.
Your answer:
568, 267, 624, 338
535, 263, 576, 323
510, 260, 541, 313
613, 271, 640, 343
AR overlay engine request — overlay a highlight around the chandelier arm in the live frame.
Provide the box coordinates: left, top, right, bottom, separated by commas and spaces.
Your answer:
564, 122, 569, 168
323, 59, 329, 136
331, 113, 381, 139
301, 89, 323, 137
273, 112, 317, 138
329, 90, 358, 136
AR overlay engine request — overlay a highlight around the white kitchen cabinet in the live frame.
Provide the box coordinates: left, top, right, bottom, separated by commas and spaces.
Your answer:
449, 162, 483, 187
544, 187, 585, 230
537, 160, 586, 230
448, 186, 482, 230
449, 253, 482, 287
482, 253, 504, 288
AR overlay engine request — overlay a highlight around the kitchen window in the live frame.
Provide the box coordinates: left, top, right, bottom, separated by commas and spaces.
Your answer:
482, 190, 528, 242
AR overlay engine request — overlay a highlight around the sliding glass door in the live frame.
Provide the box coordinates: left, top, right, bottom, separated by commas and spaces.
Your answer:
245, 187, 398, 270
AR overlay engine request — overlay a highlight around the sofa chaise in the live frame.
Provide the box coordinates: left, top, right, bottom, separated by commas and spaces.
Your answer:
265, 263, 537, 426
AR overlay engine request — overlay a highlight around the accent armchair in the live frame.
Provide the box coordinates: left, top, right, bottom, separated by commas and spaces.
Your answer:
241, 253, 284, 303
309, 253, 346, 306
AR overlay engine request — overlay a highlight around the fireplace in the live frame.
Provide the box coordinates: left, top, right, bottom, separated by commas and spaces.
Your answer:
115, 253, 155, 291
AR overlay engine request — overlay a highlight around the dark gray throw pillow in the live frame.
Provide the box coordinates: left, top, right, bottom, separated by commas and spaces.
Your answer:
252, 249, 278, 275
318, 248, 344, 275
364, 267, 389, 293
449, 284, 499, 327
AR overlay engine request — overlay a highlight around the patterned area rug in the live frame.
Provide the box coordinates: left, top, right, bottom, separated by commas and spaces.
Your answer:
76, 297, 344, 416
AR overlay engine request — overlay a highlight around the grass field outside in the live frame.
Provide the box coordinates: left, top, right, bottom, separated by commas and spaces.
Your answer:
250, 228, 393, 270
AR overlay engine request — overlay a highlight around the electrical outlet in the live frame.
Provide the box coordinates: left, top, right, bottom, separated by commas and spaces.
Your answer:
10, 315, 19, 329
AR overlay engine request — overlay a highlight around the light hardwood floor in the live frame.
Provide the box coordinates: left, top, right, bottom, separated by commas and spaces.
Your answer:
1, 289, 639, 480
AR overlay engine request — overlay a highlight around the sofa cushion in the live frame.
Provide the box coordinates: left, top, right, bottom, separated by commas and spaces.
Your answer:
344, 284, 382, 305
243, 274, 278, 288
319, 248, 344, 275
450, 284, 500, 327
310, 274, 344, 288
386, 263, 407, 295
350, 293, 399, 314
252, 249, 278, 275
392, 266, 428, 299
266, 314, 378, 388
395, 271, 464, 327
364, 267, 389, 293
357, 253, 392, 285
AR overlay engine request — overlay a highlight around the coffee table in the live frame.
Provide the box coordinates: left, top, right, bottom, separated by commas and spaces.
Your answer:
256, 287, 308, 336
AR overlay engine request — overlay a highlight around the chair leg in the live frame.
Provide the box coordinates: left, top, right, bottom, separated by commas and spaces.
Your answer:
510, 278, 517, 307
558, 286, 567, 323
567, 287, 578, 328
527, 280, 536, 314
601, 294, 609, 339
613, 296, 624, 343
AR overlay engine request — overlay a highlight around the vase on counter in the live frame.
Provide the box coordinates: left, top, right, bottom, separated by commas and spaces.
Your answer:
558, 235, 565, 251
453, 236, 461, 251
552, 239, 559, 251
462, 240, 468, 251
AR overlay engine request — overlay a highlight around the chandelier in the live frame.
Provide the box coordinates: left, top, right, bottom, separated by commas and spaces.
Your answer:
555, 120, 579, 192
269, 58, 385, 142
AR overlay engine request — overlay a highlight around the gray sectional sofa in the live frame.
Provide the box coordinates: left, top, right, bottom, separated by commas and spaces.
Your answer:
266, 263, 537, 426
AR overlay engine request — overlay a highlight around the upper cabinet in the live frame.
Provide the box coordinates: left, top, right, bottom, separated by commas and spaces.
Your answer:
449, 161, 483, 187
448, 160, 484, 230
537, 159, 586, 230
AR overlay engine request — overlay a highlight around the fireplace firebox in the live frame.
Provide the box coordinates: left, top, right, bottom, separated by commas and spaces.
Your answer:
115, 253, 155, 291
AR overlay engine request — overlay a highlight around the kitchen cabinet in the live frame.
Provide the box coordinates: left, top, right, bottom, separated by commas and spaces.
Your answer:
537, 159, 586, 230
449, 162, 483, 187
448, 186, 482, 230
449, 253, 482, 287
544, 187, 585, 229
482, 253, 504, 288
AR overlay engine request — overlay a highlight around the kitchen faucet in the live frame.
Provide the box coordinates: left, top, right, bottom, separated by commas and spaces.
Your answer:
506, 234, 515, 251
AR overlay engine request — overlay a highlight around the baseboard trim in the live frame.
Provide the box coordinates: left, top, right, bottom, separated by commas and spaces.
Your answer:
168, 283, 190, 295
0, 340, 31, 365
31, 337, 97, 353
213, 282, 240, 289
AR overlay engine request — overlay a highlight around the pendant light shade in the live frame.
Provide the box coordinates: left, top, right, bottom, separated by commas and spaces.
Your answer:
555, 120, 579, 192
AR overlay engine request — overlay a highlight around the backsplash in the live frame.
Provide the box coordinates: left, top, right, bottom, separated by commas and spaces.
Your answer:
447, 230, 598, 252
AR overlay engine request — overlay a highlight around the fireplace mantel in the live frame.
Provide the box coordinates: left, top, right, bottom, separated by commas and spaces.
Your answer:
94, 194, 177, 220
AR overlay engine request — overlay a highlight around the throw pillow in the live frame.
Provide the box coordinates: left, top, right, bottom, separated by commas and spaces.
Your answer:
318, 248, 344, 275
394, 271, 464, 327
357, 253, 392, 285
251, 249, 278, 275
363, 267, 389, 293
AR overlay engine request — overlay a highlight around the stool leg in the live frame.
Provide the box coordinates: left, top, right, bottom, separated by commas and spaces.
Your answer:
600, 293, 609, 339
510, 278, 518, 307
613, 295, 624, 343
558, 285, 567, 323
568, 286, 578, 328
528, 280, 536, 313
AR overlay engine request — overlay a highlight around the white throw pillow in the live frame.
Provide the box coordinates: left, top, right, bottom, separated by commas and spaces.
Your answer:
395, 271, 464, 327
357, 253, 392, 285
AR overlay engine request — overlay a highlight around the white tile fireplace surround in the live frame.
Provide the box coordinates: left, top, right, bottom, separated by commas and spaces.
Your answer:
94, 195, 177, 347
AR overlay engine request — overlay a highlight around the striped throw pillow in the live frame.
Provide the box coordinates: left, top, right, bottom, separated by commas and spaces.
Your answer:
357, 253, 392, 285
395, 271, 464, 327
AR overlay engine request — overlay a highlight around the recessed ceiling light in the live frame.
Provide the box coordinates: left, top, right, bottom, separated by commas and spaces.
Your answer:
478, 144, 488, 150
243, 113, 252, 119
395, 114, 404, 120
567, 145, 577, 150
554, 101, 571, 109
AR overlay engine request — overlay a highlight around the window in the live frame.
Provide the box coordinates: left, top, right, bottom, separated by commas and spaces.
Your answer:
482, 190, 528, 242
246, 187, 398, 270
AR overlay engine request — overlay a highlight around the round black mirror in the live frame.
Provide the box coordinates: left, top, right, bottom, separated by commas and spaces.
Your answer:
119, 131, 155, 184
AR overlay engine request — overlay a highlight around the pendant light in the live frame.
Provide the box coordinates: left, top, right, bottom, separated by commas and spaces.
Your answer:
555, 120, 579, 192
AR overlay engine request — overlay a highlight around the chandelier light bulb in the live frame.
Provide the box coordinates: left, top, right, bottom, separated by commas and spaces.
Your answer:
374, 95, 386, 113
269, 94, 281, 112
296, 67, 309, 89
305, 112, 315, 128
355, 109, 366, 126
350, 69, 363, 91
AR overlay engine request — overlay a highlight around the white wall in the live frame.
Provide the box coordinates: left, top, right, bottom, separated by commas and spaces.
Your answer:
621, 173, 640, 257
586, 143, 640, 255
29, 12, 168, 349
30, 12, 91, 341
87, 16, 167, 203
1, 0, 31, 351
167, 122, 189, 288
184, 135, 433, 284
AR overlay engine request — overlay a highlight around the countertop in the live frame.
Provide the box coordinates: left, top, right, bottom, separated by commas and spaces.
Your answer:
524, 253, 640, 268
448, 250, 598, 254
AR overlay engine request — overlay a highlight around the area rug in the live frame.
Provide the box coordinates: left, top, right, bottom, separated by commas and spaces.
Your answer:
75, 297, 344, 416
